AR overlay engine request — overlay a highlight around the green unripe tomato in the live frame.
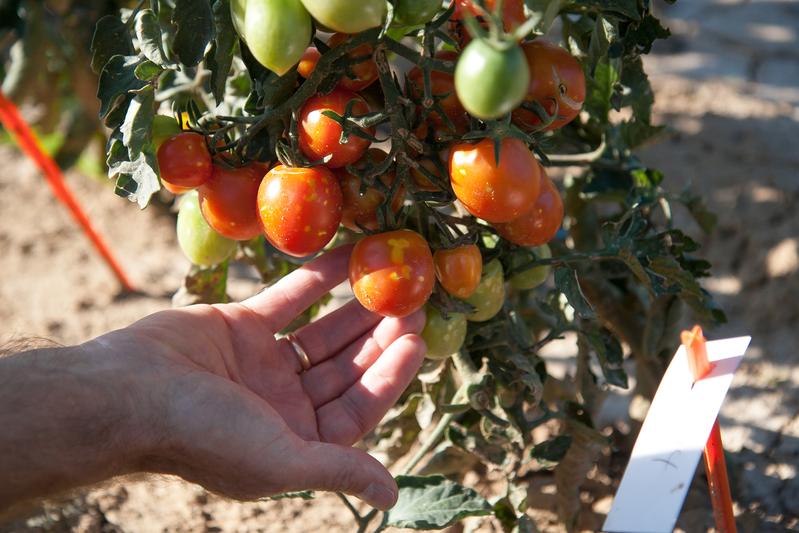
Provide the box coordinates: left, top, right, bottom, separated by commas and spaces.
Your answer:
465, 259, 506, 322
421, 306, 467, 360
510, 244, 552, 290
230, 0, 246, 34
455, 39, 530, 120
151, 115, 181, 150
300, 0, 386, 33
393, 0, 440, 26
241, 0, 311, 75
177, 191, 237, 266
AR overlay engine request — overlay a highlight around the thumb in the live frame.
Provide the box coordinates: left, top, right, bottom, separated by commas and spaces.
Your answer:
292, 441, 398, 510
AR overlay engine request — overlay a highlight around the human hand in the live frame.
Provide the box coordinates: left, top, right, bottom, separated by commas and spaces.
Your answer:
90, 245, 426, 509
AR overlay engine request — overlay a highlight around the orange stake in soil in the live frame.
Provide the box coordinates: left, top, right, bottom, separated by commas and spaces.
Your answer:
0, 91, 135, 292
681, 325, 737, 533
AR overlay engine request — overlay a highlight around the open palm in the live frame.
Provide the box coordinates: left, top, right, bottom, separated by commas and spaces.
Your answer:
104, 245, 425, 510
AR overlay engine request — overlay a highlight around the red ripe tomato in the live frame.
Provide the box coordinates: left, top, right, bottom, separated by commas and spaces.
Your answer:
512, 41, 586, 131
406, 51, 468, 139
198, 164, 263, 241
297, 47, 321, 79
327, 33, 379, 92
450, 0, 526, 47
338, 149, 405, 232
257, 165, 343, 257
449, 137, 541, 223
434, 244, 482, 298
157, 132, 212, 189
494, 166, 563, 246
298, 88, 373, 169
349, 229, 435, 318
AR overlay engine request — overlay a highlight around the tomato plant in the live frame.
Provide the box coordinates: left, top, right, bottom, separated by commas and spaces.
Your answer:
421, 306, 467, 359
90, 0, 724, 529
298, 88, 373, 168
258, 164, 342, 257
349, 229, 435, 318
198, 164, 263, 241
449, 137, 540, 223
434, 244, 482, 299
177, 191, 238, 267
495, 167, 564, 246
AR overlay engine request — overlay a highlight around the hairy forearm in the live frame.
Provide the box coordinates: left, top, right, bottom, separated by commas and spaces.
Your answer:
0, 341, 153, 511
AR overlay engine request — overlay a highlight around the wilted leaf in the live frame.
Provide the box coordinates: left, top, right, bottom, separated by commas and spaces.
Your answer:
110, 150, 160, 208
135, 9, 169, 66
121, 89, 155, 158
173, 262, 229, 306
530, 435, 573, 463
554, 267, 594, 318
384, 475, 492, 529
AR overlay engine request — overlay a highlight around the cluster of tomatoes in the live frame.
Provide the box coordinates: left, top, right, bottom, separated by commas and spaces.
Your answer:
158, 0, 585, 360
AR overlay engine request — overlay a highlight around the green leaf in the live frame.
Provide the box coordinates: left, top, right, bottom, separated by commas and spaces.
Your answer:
121, 89, 155, 159
97, 55, 147, 119
585, 328, 628, 388
584, 57, 619, 124
523, 0, 568, 35
554, 267, 594, 318
530, 435, 573, 462
91, 15, 134, 74
110, 150, 161, 208
587, 15, 615, 74
574, 0, 640, 21
134, 60, 163, 81
172, 0, 214, 67
135, 9, 169, 66
207, 0, 238, 103
384, 475, 492, 530
173, 262, 229, 306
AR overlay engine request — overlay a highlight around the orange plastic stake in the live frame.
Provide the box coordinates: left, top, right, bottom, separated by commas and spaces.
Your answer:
681, 325, 737, 533
0, 91, 135, 292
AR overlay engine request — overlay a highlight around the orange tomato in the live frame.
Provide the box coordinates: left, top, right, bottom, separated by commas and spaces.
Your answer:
434, 244, 482, 298
495, 166, 563, 246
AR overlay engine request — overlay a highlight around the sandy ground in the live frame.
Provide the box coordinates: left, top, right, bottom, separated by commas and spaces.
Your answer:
1, 1, 798, 531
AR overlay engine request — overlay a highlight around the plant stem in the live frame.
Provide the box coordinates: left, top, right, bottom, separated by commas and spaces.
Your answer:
336, 492, 362, 523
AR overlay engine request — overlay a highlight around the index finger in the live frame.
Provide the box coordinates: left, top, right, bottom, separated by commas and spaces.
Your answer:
242, 244, 353, 332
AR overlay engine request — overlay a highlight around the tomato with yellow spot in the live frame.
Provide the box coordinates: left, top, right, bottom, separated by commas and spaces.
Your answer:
449, 137, 541, 223
349, 229, 435, 318
198, 163, 263, 241
257, 165, 343, 257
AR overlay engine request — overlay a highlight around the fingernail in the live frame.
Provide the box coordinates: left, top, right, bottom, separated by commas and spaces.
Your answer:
358, 483, 397, 510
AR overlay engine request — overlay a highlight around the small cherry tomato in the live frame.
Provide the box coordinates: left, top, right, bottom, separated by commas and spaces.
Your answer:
157, 132, 212, 189
495, 168, 563, 246
464, 258, 505, 322
327, 33, 379, 92
449, 137, 541, 223
258, 164, 343, 257
421, 306, 467, 359
297, 46, 321, 79
512, 40, 586, 131
198, 164, 263, 241
177, 191, 237, 266
452, 0, 526, 32
349, 229, 435, 318
338, 149, 405, 232
300, 0, 386, 34
455, 39, 529, 120
298, 88, 373, 168
238, 0, 311, 75
406, 51, 469, 138
434, 244, 482, 298
509, 244, 551, 290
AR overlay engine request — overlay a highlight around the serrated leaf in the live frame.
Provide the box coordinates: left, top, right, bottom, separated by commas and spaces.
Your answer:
111, 150, 161, 208
585, 58, 619, 124
587, 15, 615, 74
384, 476, 492, 530
172, 0, 214, 67
97, 55, 147, 119
121, 89, 155, 158
135, 9, 169, 66
554, 267, 594, 318
91, 15, 134, 74
625, 13, 671, 54
207, 0, 237, 103
530, 435, 573, 462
